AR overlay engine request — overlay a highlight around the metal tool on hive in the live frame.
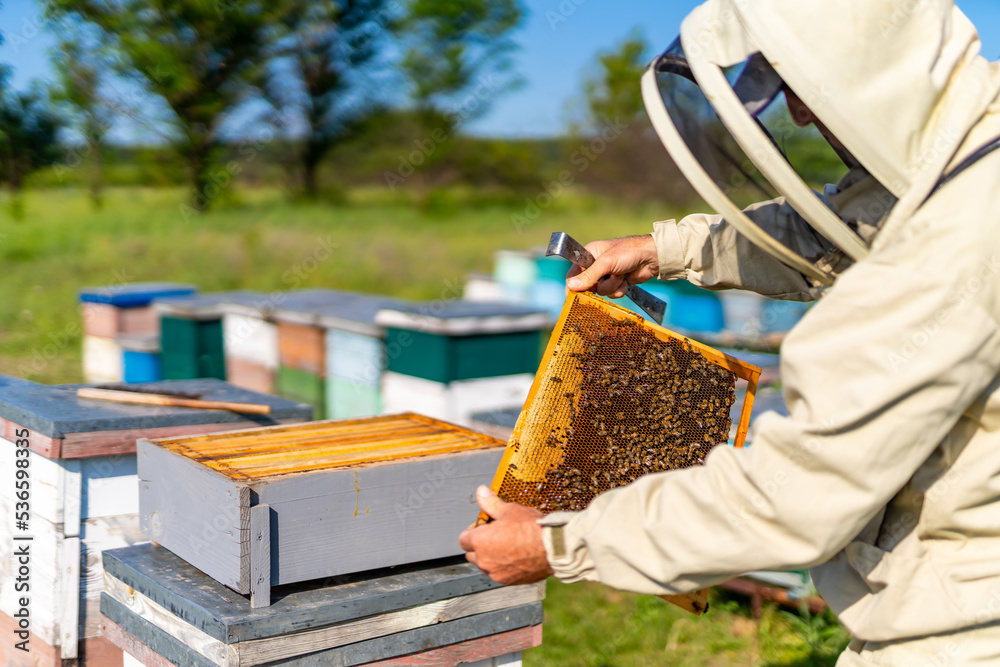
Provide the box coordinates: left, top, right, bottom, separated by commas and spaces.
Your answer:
480, 232, 762, 614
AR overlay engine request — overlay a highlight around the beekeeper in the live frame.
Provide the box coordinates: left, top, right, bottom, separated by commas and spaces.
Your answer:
459, 0, 1000, 663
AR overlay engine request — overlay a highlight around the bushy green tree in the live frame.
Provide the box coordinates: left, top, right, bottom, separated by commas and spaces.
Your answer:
53, 35, 112, 209
48, 0, 298, 212
391, 0, 523, 191
0, 84, 63, 218
272, 0, 392, 198
582, 32, 646, 128
575, 32, 694, 203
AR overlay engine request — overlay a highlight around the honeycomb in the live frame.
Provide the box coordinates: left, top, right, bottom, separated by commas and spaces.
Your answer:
488, 291, 760, 516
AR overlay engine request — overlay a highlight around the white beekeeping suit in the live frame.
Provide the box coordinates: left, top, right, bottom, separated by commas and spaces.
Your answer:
537, 0, 1000, 662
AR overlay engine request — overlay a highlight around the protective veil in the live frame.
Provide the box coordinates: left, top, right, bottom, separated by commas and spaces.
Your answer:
538, 0, 1000, 655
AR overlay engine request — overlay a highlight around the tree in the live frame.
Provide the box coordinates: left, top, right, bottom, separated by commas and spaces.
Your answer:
271, 0, 392, 198
582, 33, 647, 128
53, 36, 113, 209
0, 84, 63, 218
576, 32, 694, 203
395, 0, 523, 184
48, 0, 298, 211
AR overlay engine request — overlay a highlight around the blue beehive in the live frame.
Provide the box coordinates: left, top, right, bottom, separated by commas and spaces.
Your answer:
118, 333, 162, 383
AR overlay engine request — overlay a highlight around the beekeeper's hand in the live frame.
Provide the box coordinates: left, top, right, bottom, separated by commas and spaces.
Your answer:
565, 234, 659, 298
459, 486, 553, 585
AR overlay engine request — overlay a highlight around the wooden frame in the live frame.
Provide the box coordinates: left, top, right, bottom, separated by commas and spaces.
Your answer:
484, 292, 762, 616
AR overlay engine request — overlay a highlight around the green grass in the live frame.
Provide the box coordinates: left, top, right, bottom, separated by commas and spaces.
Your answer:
527, 580, 849, 666
0, 186, 851, 663
0, 186, 683, 383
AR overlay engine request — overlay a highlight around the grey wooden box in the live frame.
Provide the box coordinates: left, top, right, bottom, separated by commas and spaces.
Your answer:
101, 544, 543, 667
138, 413, 505, 607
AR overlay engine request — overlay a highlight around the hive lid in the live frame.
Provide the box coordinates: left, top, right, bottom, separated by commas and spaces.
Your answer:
153, 290, 269, 319
79, 282, 197, 307
146, 412, 505, 481
271, 289, 367, 326
374, 300, 550, 335
314, 295, 412, 337
0, 379, 311, 438
0, 374, 38, 389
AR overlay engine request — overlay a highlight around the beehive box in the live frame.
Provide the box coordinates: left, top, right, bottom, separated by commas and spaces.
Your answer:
83, 334, 124, 383
375, 301, 549, 385
81, 302, 162, 338
273, 290, 361, 374
0, 377, 311, 664
318, 295, 408, 419
326, 376, 381, 419
220, 292, 285, 395
101, 544, 543, 667
381, 372, 535, 428
276, 365, 324, 419
80, 282, 197, 339
325, 327, 383, 387
156, 292, 267, 381
160, 315, 226, 380
138, 413, 506, 607
118, 332, 162, 383
226, 357, 277, 395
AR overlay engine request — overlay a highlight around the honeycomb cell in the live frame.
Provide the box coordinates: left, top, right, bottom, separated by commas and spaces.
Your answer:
494, 292, 758, 515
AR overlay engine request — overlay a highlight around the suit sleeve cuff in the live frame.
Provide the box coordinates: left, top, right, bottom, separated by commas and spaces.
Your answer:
538, 511, 596, 583
652, 220, 686, 280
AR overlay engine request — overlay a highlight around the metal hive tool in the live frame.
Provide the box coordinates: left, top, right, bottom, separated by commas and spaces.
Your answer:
482, 291, 761, 613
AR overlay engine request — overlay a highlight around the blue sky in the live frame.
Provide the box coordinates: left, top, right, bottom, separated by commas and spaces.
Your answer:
2, 0, 999, 139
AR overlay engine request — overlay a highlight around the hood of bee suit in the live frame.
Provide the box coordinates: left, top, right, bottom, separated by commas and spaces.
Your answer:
641, 0, 1000, 286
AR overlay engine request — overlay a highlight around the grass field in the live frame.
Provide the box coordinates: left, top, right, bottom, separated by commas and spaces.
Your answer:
529, 580, 848, 666
0, 186, 850, 664
0, 186, 682, 383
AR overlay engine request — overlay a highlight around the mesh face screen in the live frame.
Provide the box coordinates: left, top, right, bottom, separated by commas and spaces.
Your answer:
493, 292, 754, 514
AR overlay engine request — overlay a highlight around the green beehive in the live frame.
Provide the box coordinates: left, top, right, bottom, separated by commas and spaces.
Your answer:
277, 366, 324, 420
159, 316, 226, 380
325, 376, 381, 419
156, 292, 264, 381
375, 302, 550, 384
